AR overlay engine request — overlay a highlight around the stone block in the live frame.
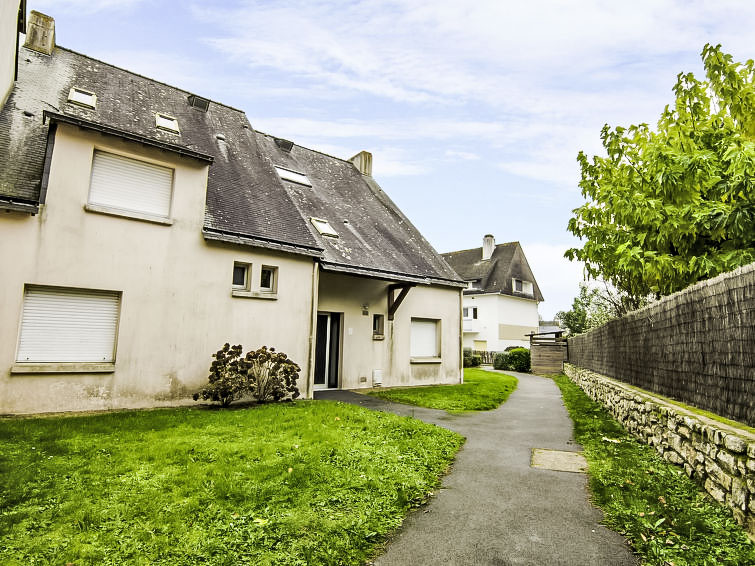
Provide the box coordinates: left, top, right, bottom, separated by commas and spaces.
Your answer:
747, 459, 755, 474
716, 451, 738, 476
748, 443, 755, 459
664, 450, 684, 465
723, 434, 747, 454
730, 478, 748, 510
706, 459, 732, 490
668, 432, 683, 453
678, 426, 691, 439
684, 463, 694, 478
705, 478, 727, 503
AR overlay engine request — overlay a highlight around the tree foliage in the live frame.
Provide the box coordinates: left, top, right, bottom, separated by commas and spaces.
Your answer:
555, 284, 615, 335
567, 44, 755, 303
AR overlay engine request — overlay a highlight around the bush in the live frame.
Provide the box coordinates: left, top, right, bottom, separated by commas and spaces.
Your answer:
493, 347, 531, 372
193, 343, 301, 406
463, 353, 481, 368
245, 345, 301, 402
193, 343, 249, 406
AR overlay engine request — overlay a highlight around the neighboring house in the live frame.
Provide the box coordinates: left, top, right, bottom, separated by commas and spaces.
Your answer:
0, 8, 464, 414
441, 235, 543, 351
538, 320, 564, 335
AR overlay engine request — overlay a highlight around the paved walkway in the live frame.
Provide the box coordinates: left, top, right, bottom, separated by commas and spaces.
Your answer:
315, 371, 637, 566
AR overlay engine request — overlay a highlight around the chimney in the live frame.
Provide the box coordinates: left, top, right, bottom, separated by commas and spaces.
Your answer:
24, 11, 55, 56
349, 150, 372, 176
482, 234, 495, 260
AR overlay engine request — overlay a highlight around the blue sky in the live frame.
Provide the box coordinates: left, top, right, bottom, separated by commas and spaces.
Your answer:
33, 0, 755, 318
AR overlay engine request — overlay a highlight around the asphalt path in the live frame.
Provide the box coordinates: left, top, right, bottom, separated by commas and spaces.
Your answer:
315, 370, 637, 566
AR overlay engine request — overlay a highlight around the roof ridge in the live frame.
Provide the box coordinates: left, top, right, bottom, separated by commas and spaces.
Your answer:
255, 130, 354, 165
442, 241, 517, 255
54, 46, 247, 115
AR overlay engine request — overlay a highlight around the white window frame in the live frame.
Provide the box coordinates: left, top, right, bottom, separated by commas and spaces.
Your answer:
311, 217, 339, 237
410, 318, 441, 362
274, 166, 312, 186
12, 285, 121, 373
155, 112, 180, 134
67, 87, 97, 109
260, 265, 278, 293
85, 150, 175, 225
232, 262, 251, 291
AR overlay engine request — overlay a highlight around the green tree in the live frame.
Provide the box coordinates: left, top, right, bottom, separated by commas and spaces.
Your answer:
566, 44, 755, 304
555, 284, 612, 335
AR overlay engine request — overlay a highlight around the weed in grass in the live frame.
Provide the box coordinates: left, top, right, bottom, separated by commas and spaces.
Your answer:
0, 402, 463, 565
552, 374, 755, 566
367, 368, 517, 412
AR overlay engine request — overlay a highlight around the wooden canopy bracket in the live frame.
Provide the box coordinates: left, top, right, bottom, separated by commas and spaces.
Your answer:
387, 283, 415, 320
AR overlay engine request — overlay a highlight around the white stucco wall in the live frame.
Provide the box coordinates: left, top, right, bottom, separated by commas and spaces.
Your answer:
462, 293, 538, 351
0, 0, 20, 110
317, 272, 462, 389
0, 124, 316, 413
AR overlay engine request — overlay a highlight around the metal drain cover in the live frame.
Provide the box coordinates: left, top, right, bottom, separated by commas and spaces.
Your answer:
531, 448, 587, 473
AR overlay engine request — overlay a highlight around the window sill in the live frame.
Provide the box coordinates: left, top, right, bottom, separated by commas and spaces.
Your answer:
231, 289, 278, 300
11, 362, 116, 374
372, 334, 385, 341
84, 204, 173, 225
410, 357, 442, 364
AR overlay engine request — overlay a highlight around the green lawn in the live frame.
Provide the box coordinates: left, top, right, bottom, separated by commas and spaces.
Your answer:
0, 402, 463, 565
552, 374, 755, 566
366, 368, 517, 412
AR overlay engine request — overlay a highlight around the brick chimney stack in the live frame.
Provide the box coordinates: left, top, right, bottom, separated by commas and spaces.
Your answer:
482, 234, 495, 261
24, 11, 55, 55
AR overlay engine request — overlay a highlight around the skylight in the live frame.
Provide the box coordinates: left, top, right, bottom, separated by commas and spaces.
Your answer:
311, 217, 338, 237
187, 94, 210, 111
275, 166, 311, 186
155, 113, 180, 134
67, 87, 97, 109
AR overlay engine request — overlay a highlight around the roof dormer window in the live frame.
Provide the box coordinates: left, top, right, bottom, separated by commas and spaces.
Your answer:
311, 217, 338, 237
513, 278, 534, 296
155, 113, 180, 134
275, 166, 311, 187
67, 87, 97, 109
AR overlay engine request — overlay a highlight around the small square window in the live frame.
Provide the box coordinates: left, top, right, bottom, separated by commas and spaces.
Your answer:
233, 263, 250, 290
373, 314, 385, 337
275, 166, 311, 186
67, 87, 97, 109
260, 266, 277, 292
155, 113, 180, 133
514, 279, 523, 292
311, 217, 338, 237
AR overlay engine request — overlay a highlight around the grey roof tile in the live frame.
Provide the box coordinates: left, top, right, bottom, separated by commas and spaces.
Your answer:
1, 43, 462, 286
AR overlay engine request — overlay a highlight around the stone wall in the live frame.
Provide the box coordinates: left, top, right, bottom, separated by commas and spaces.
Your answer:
567, 262, 755, 426
564, 363, 755, 536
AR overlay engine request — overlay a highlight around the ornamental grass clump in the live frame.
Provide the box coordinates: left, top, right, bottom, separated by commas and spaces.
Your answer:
193, 343, 300, 406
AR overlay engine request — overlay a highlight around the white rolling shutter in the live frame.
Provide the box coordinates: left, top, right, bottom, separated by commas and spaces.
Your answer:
16, 286, 121, 363
89, 151, 173, 218
410, 318, 440, 358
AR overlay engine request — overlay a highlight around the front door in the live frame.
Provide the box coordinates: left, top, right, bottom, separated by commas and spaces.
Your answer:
314, 312, 341, 388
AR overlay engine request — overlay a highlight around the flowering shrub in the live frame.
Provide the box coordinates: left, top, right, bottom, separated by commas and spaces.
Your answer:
193, 343, 300, 406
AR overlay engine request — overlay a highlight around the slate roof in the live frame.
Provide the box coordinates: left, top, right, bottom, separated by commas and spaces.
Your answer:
441, 241, 544, 301
0, 42, 463, 287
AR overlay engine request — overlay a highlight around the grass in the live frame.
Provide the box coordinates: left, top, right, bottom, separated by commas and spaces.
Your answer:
366, 368, 517, 412
552, 374, 755, 566
0, 401, 463, 565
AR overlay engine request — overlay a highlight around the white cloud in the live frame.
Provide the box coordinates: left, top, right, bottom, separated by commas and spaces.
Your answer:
445, 150, 480, 161
520, 241, 586, 319
34, 0, 142, 14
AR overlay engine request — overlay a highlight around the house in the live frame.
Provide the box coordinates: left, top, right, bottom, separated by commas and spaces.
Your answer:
0, 7, 464, 414
441, 235, 543, 351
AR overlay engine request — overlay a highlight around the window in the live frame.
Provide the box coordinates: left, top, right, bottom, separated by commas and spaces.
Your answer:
410, 318, 440, 359
260, 266, 277, 293
310, 217, 338, 237
275, 166, 311, 186
87, 151, 174, 222
512, 278, 534, 296
373, 314, 385, 338
67, 87, 97, 109
463, 307, 477, 319
187, 94, 209, 111
155, 113, 180, 133
233, 262, 250, 290
16, 285, 120, 364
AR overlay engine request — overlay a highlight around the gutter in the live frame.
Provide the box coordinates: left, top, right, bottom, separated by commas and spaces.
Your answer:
202, 228, 323, 258
320, 260, 467, 288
